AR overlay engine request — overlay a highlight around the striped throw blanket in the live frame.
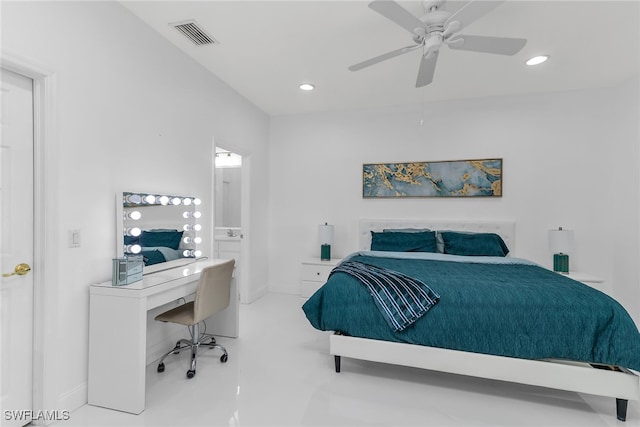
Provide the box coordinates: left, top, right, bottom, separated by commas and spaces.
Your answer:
330, 261, 440, 332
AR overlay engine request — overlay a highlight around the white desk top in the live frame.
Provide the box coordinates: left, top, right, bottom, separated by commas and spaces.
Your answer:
91, 258, 230, 295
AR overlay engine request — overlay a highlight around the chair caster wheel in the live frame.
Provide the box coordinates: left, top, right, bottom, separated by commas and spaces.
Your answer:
157, 363, 165, 373
220, 353, 228, 363
186, 370, 195, 379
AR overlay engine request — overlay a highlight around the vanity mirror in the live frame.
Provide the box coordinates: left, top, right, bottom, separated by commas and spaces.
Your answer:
116, 191, 203, 272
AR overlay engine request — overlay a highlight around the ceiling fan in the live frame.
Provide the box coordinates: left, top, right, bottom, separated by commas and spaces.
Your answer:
349, 0, 527, 87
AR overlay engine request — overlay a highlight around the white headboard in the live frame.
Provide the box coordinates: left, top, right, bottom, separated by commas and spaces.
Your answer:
358, 219, 516, 255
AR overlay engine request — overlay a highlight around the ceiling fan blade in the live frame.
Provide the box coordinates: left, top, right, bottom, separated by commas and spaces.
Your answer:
349, 44, 422, 71
369, 0, 425, 35
416, 50, 439, 87
448, 35, 527, 55
445, 0, 505, 34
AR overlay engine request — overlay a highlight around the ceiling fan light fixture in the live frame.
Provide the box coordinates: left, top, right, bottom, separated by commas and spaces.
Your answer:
299, 83, 315, 91
526, 55, 549, 66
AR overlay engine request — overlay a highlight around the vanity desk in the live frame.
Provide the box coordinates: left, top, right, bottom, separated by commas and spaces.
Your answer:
88, 258, 238, 414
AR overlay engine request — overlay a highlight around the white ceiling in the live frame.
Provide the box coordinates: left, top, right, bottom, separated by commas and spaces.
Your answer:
121, 1, 640, 116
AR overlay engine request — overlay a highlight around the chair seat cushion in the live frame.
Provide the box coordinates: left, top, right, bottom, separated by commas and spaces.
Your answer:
154, 301, 196, 326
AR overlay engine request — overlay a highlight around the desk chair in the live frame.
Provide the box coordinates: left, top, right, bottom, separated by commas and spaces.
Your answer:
155, 259, 235, 379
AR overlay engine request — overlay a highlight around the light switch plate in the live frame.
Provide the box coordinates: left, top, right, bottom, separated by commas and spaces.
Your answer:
69, 229, 81, 248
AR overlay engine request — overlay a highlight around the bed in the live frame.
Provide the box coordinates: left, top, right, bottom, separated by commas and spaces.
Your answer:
302, 219, 640, 422
125, 229, 187, 266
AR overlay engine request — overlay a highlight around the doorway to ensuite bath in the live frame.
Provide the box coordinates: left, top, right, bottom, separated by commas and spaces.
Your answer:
213, 144, 249, 303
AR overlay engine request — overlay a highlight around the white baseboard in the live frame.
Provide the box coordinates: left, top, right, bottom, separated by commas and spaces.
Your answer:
245, 284, 268, 303
58, 382, 87, 419
267, 283, 299, 296
147, 339, 173, 366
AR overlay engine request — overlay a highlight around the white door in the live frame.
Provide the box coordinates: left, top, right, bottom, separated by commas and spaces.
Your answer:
0, 69, 35, 427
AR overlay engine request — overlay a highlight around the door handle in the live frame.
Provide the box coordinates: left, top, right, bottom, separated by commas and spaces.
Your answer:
2, 263, 32, 277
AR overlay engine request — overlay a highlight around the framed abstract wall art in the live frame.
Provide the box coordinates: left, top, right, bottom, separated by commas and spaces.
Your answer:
362, 158, 502, 198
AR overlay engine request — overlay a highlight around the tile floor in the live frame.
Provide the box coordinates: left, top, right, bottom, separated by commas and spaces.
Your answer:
58, 293, 638, 426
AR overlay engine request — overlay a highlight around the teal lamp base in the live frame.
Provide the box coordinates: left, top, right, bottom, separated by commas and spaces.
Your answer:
553, 253, 569, 273
321, 244, 331, 261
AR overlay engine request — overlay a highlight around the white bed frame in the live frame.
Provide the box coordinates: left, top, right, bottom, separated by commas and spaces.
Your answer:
329, 219, 639, 421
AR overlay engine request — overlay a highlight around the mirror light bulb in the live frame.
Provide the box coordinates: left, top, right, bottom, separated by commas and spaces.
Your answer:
183, 236, 202, 245
125, 244, 142, 254
183, 198, 192, 206
182, 249, 202, 258
193, 211, 201, 219
126, 211, 142, 220
171, 197, 181, 205
126, 227, 142, 237
125, 194, 142, 204
144, 194, 156, 204
193, 198, 201, 206
183, 223, 202, 231
159, 196, 169, 205
184, 236, 202, 244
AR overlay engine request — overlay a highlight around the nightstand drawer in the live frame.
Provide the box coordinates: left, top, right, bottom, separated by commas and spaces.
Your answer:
301, 263, 335, 282
300, 258, 342, 298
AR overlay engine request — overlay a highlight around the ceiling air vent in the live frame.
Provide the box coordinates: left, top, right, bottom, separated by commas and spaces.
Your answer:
170, 20, 218, 46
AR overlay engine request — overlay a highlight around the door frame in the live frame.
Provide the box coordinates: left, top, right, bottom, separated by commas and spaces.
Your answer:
212, 140, 253, 303
1, 51, 58, 424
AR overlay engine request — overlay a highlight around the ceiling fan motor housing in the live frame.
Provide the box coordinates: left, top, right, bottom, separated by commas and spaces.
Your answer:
416, 7, 451, 47
420, 9, 451, 29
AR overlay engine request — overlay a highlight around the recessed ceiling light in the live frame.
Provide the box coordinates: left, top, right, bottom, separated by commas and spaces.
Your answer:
299, 83, 315, 91
526, 55, 549, 66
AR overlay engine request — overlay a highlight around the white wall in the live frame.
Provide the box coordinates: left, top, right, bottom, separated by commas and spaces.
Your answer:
2, 0, 269, 412
269, 78, 640, 324
610, 77, 640, 322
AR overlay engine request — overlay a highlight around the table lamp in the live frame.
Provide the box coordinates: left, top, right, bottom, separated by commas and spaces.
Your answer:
548, 227, 574, 273
318, 223, 334, 261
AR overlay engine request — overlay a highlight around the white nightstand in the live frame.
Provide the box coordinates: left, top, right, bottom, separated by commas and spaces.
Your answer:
562, 272, 604, 287
300, 257, 342, 298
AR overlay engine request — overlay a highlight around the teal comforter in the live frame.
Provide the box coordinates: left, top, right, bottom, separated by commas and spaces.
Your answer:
302, 252, 640, 371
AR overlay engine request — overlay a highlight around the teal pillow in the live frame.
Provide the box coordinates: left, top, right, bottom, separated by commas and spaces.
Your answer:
139, 230, 183, 250
383, 228, 431, 233
440, 231, 509, 257
140, 249, 166, 266
370, 231, 437, 252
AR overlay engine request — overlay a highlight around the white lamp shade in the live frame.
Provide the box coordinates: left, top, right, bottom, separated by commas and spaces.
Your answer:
548, 228, 574, 254
318, 224, 334, 245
